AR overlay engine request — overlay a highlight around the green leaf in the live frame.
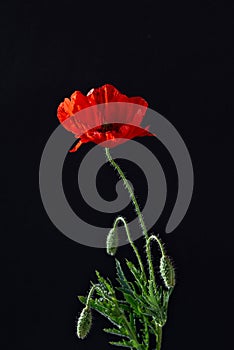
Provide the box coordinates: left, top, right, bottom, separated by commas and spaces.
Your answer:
142, 315, 149, 349
129, 311, 137, 334
109, 339, 135, 348
78, 295, 87, 305
115, 259, 133, 295
103, 327, 129, 337
115, 288, 141, 316
125, 260, 147, 293
95, 270, 115, 296
81, 295, 126, 329
78, 258, 173, 347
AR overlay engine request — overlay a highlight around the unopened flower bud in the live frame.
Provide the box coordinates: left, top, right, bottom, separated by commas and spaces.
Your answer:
160, 255, 176, 289
106, 228, 118, 256
77, 306, 92, 339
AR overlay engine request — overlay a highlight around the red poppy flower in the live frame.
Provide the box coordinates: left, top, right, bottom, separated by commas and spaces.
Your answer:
57, 84, 153, 152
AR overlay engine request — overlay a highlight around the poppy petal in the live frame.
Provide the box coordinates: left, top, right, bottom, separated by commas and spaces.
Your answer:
57, 84, 152, 152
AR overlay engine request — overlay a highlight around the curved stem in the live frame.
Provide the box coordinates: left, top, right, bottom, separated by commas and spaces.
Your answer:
86, 284, 102, 307
105, 147, 156, 288
86, 285, 96, 307
147, 234, 165, 257
113, 216, 145, 278
146, 234, 166, 270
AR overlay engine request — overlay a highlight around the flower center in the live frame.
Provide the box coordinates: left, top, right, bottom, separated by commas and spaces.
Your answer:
98, 123, 118, 133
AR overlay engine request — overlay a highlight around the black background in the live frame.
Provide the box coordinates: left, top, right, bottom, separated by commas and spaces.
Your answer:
1, 1, 233, 349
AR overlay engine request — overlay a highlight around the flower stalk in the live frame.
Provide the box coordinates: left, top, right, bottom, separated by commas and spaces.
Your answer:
111, 216, 145, 278
156, 324, 162, 350
77, 148, 175, 350
105, 147, 157, 290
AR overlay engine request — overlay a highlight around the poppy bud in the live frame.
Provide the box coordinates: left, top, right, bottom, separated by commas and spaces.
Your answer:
77, 306, 92, 339
160, 255, 175, 289
106, 228, 119, 256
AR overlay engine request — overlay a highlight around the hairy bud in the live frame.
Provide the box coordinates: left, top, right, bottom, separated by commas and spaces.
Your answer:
106, 228, 118, 256
77, 306, 92, 339
160, 255, 176, 289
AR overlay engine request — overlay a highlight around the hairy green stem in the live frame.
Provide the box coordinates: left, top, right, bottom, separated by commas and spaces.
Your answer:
146, 234, 166, 264
105, 148, 164, 350
105, 148, 148, 239
86, 284, 103, 307
143, 315, 149, 350
156, 324, 162, 350
147, 235, 165, 256
113, 216, 145, 278
105, 148, 156, 289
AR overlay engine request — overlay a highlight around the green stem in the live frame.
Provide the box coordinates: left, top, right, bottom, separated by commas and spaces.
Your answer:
86, 284, 102, 307
143, 315, 149, 350
105, 147, 156, 289
86, 283, 117, 307
156, 324, 162, 350
105, 148, 165, 349
146, 235, 166, 259
105, 148, 148, 239
113, 216, 145, 278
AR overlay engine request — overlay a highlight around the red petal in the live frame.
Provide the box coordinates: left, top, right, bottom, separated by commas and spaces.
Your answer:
70, 91, 91, 112
87, 84, 122, 104
69, 139, 90, 152
57, 84, 151, 151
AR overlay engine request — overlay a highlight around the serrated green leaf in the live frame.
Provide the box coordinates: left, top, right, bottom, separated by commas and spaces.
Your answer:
115, 259, 134, 294
103, 327, 129, 337
129, 311, 137, 333
83, 296, 126, 329
78, 295, 87, 304
95, 270, 115, 296
78, 257, 173, 347
122, 294, 139, 311
142, 315, 149, 349
148, 279, 155, 298
109, 339, 135, 348
125, 260, 147, 293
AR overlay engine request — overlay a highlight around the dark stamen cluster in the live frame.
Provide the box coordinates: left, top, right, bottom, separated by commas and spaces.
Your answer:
97, 123, 120, 132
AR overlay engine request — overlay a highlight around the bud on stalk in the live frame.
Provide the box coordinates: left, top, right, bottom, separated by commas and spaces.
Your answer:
160, 255, 176, 289
77, 306, 92, 339
106, 227, 119, 256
